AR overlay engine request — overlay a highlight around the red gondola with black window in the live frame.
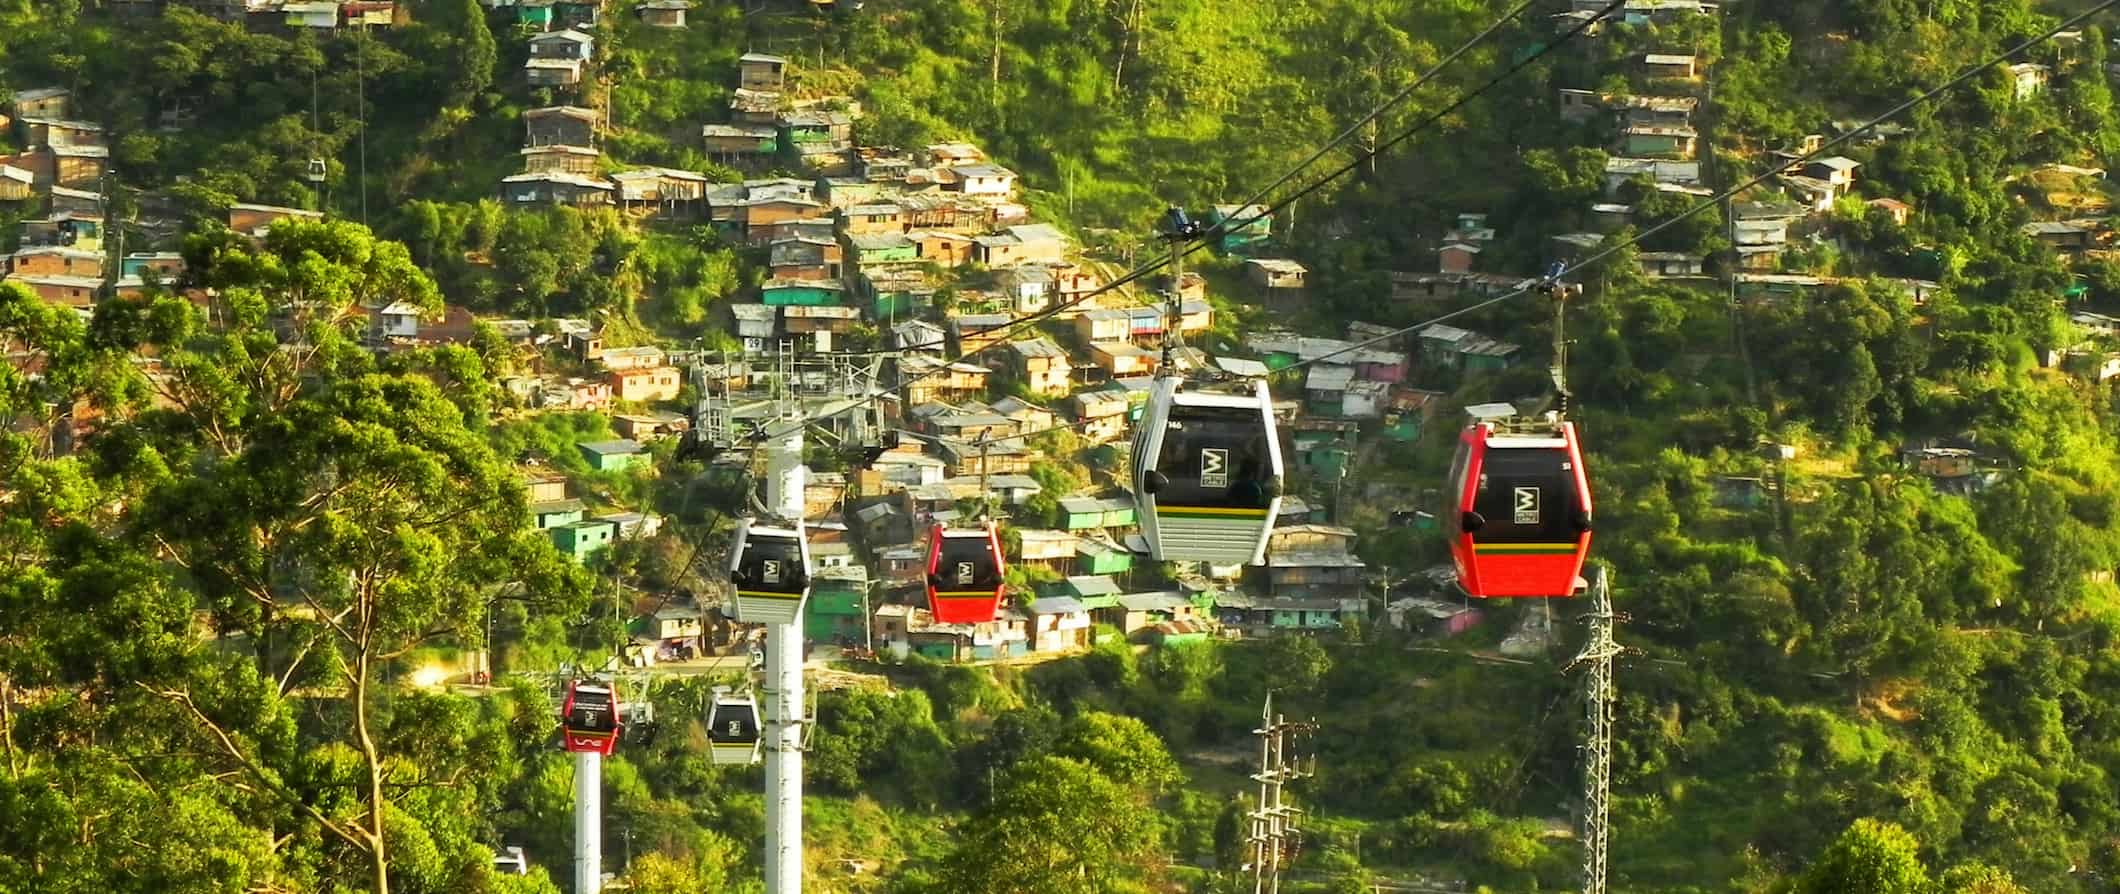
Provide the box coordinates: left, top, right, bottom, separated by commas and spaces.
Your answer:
1446, 421, 1593, 598
561, 679, 621, 755
926, 522, 1006, 624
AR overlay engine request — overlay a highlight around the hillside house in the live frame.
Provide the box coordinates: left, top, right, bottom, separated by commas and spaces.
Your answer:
520, 143, 600, 175
950, 313, 1014, 356
577, 439, 647, 472
48, 144, 107, 188
1641, 53, 1697, 79
739, 53, 788, 91
847, 232, 918, 270
1868, 197, 1913, 226
612, 168, 711, 218
1060, 496, 1137, 531
701, 123, 777, 157
550, 518, 617, 561
501, 171, 611, 207
1076, 536, 1133, 576
842, 203, 907, 235
8, 275, 100, 307
18, 117, 104, 148
0, 165, 31, 201
636, 0, 692, 26
520, 108, 596, 151
741, 198, 829, 244
531, 497, 585, 530
890, 320, 947, 355
1638, 251, 1706, 276
8, 246, 103, 278
759, 278, 845, 307
904, 229, 974, 267
780, 110, 854, 153
1206, 203, 1272, 254
945, 163, 1017, 197
522, 469, 569, 505
1263, 547, 1366, 599
1558, 88, 1600, 122
1803, 156, 1861, 187
728, 88, 782, 125
934, 438, 1031, 478
729, 303, 777, 351
997, 265, 1056, 314
227, 203, 322, 238
1005, 338, 1074, 396
10, 88, 69, 120
1071, 391, 1131, 443
1075, 308, 1132, 344
1089, 341, 1156, 378
1102, 592, 1197, 638
972, 226, 1063, 267
1619, 124, 1697, 158
1216, 594, 1361, 633
899, 356, 990, 404
1603, 157, 1701, 195
611, 411, 688, 442
551, 0, 600, 27
120, 252, 185, 282
2009, 62, 2050, 100
770, 237, 844, 280
1027, 597, 1093, 653
2026, 221, 2096, 255
782, 305, 859, 351
530, 28, 594, 60
525, 57, 584, 87
1016, 530, 1083, 572
609, 366, 681, 402
1417, 324, 1521, 371
1615, 94, 1697, 127
1246, 258, 1308, 289
1305, 366, 1353, 415
1438, 242, 1481, 274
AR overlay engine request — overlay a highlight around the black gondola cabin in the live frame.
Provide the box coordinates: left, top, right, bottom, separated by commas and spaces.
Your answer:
926, 522, 1005, 624
706, 692, 763, 766
1446, 421, 1593, 598
1133, 376, 1284, 565
728, 519, 813, 625
561, 680, 621, 755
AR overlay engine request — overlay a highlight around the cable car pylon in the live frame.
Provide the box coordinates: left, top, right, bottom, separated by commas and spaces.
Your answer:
1566, 565, 1621, 894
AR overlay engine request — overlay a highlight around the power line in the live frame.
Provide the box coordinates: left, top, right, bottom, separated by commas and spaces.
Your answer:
754, 0, 1626, 439
1272, 0, 2120, 376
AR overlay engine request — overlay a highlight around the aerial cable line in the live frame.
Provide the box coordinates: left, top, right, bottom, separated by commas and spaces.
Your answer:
752, 0, 1626, 440
1269, 0, 2120, 376
828, 0, 1593, 360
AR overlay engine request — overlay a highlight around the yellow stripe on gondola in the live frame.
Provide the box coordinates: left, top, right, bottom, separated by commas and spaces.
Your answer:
1473, 542, 1580, 554
736, 590, 803, 598
1158, 505, 1271, 518
934, 590, 997, 597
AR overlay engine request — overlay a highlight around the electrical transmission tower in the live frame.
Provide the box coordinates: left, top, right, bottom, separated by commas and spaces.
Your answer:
1245, 693, 1317, 894
1568, 566, 1621, 894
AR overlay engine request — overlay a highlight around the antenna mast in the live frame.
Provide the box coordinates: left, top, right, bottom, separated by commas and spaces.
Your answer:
1569, 566, 1620, 894
1245, 693, 1316, 894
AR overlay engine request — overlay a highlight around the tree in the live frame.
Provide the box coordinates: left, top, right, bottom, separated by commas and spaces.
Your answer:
1794, 819, 1932, 894
1053, 711, 1182, 795
935, 756, 1161, 894
447, 0, 496, 109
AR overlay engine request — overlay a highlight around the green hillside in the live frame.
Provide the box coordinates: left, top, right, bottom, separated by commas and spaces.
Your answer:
10, 0, 2120, 892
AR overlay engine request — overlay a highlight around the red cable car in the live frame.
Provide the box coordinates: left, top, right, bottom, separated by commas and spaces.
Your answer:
926, 522, 1006, 624
560, 679, 622, 756
1446, 421, 1593, 598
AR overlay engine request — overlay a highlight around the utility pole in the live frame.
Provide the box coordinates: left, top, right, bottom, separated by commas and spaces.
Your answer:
762, 414, 807, 894
574, 749, 602, 894
1245, 693, 1316, 894
1568, 566, 1621, 894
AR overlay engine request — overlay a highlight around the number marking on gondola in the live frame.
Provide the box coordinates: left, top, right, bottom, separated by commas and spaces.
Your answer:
1513, 487, 1540, 525
1200, 448, 1229, 488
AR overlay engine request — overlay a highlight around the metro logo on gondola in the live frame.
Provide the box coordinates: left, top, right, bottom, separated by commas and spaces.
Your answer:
1513, 487, 1540, 524
1200, 448, 1230, 488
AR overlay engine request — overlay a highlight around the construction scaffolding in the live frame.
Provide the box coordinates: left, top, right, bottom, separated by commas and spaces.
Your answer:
1568, 566, 1620, 894
1244, 693, 1317, 894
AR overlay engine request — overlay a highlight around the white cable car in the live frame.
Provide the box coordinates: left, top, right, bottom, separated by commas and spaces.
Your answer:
706, 689, 763, 766
728, 518, 812, 624
1132, 375, 1284, 565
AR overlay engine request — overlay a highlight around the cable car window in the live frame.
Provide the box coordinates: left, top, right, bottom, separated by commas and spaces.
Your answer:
567, 691, 614, 732
736, 536, 806, 590
1445, 437, 1474, 538
933, 536, 999, 590
707, 706, 760, 743
1155, 406, 1273, 509
1472, 448, 1579, 543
